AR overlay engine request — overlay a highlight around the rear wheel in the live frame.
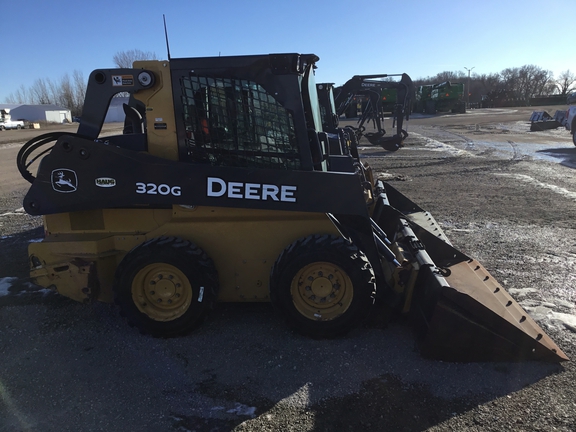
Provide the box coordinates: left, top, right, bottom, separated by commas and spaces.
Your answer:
270, 234, 375, 338
572, 123, 576, 146
114, 236, 218, 337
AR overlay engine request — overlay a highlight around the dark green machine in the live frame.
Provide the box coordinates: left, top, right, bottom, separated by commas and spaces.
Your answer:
416, 82, 466, 114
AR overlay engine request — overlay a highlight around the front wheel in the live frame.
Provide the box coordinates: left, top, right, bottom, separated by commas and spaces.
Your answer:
572, 130, 576, 147
270, 235, 376, 338
425, 101, 436, 115
114, 236, 218, 337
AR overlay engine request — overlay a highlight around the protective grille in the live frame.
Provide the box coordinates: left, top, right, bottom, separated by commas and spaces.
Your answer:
180, 76, 301, 169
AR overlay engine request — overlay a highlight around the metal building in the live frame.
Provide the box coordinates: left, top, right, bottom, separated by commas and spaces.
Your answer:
0, 104, 72, 123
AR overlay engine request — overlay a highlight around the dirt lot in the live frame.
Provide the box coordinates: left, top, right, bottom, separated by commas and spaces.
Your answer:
1, 108, 575, 431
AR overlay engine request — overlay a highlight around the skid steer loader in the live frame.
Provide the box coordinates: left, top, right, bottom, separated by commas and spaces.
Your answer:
18, 53, 567, 362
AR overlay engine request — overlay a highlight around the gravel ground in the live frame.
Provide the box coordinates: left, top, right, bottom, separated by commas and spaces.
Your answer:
0, 111, 575, 431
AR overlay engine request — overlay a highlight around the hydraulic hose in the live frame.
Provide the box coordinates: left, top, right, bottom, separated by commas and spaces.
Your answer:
17, 132, 84, 183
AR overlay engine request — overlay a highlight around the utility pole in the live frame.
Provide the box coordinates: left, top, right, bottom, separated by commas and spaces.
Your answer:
464, 66, 475, 108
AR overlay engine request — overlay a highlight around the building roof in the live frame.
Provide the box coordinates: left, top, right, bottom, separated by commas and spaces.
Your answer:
0, 103, 68, 111
0, 104, 23, 110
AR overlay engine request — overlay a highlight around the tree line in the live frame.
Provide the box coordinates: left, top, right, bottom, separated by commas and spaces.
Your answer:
4, 70, 86, 117
414, 65, 575, 106
4, 54, 575, 116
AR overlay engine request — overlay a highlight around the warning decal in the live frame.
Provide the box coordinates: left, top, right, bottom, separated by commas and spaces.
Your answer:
112, 75, 134, 86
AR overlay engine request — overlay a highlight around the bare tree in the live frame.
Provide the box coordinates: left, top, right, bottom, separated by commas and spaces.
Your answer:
500, 67, 519, 97
466, 73, 498, 104
6, 84, 30, 104
414, 70, 467, 87
555, 70, 576, 95
47, 79, 61, 105
3, 70, 86, 117
58, 73, 75, 113
113, 49, 158, 68
53, 71, 86, 116
517, 65, 552, 101
72, 70, 86, 116
30, 78, 53, 104
477, 73, 502, 93
543, 79, 558, 95
434, 70, 465, 82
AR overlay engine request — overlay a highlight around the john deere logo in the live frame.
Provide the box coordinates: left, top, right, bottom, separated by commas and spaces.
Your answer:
95, 177, 116, 188
51, 169, 78, 193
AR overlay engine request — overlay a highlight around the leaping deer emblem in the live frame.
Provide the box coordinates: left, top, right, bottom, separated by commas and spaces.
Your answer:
51, 169, 77, 193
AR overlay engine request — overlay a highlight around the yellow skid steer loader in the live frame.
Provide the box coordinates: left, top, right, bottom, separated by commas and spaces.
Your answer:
17, 53, 567, 362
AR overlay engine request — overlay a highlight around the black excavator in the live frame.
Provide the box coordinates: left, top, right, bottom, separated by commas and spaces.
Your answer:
332, 74, 414, 151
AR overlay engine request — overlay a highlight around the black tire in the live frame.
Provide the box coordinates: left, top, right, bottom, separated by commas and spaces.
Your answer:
270, 234, 376, 338
425, 100, 436, 115
16, 125, 21, 130
572, 122, 576, 147
114, 236, 218, 337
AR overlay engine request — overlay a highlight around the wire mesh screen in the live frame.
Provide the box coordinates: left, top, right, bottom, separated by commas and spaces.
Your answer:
180, 76, 301, 169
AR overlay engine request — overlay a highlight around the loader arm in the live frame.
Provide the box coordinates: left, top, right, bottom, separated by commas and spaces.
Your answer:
77, 69, 157, 140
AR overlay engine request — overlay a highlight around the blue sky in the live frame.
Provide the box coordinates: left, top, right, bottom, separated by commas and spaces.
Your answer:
2, 0, 575, 102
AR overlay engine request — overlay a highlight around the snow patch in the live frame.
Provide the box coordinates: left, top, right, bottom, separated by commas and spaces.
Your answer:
411, 132, 476, 157
0, 278, 53, 297
508, 287, 540, 298
226, 403, 256, 417
523, 304, 576, 333
494, 173, 576, 201
0, 207, 26, 217
549, 312, 576, 333
554, 299, 575, 309
0, 277, 17, 296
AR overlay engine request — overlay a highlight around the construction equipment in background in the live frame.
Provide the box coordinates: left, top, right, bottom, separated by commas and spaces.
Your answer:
341, 88, 399, 119
380, 87, 398, 114
415, 81, 466, 114
316, 82, 361, 162
342, 94, 369, 119
333, 74, 414, 151
529, 110, 565, 131
17, 53, 567, 362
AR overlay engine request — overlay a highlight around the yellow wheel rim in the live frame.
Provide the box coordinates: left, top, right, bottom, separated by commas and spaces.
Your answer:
290, 262, 354, 321
131, 263, 193, 322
